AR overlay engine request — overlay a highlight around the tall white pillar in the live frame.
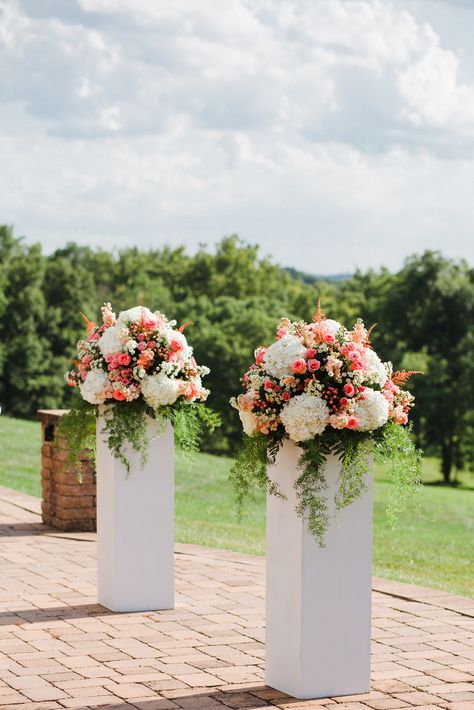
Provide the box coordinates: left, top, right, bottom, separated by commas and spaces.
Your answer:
96, 415, 174, 612
266, 440, 372, 700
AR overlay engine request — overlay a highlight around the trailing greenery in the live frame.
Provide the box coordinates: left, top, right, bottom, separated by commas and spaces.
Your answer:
59, 395, 221, 475
230, 423, 421, 547
57, 398, 96, 478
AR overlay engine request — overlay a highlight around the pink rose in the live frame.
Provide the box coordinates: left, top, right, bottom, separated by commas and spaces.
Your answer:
282, 392, 291, 401
137, 341, 147, 351
112, 389, 126, 401
324, 334, 335, 344
305, 348, 316, 359
292, 358, 307, 374
264, 379, 274, 391
144, 319, 158, 329
255, 347, 266, 364
307, 359, 320, 373
276, 328, 288, 339
352, 360, 364, 370
344, 383, 356, 397
340, 397, 348, 407
171, 338, 184, 352
147, 341, 155, 349
119, 353, 131, 365
138, 333, 146, 341
346, 416, 359, 429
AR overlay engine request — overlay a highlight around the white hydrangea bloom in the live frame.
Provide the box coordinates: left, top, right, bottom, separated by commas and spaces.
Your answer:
280, 393, 330, 442
116, 306, 155, 326
98, 326, 125, 356
141, 372, 180, 408
322, 319, 343, 338
79, 369, 109, 404
263, 335, 306, 379
239, 409, 258, 436
362, 348, 388, 387
353, 388, 389, 431
164, 329, 192, 361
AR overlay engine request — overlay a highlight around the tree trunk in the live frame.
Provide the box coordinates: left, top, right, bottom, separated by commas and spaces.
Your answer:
441, 439, 453, 484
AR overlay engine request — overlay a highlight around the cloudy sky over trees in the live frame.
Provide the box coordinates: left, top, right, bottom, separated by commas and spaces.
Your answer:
1, 0, 473, 273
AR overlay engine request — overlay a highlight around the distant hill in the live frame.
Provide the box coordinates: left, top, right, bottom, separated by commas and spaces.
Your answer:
285, 267, 352, 285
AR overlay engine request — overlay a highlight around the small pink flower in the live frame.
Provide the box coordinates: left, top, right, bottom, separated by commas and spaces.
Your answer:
307, 359, 320, 373
255, 347, 266, 364
112, 389, 126, 401
282, 392, 291, 401
352, 360, 364, 371
264, 379, 274, 391
305, 348, 316, 359
324, 334, 335, 344
138, 333, 146, 341
137, 341, 147, 351
171, 338, 184, 352
292, 358, 307, 374
346, 416, 359, 429
147, 341, 155, 349
276, 328, 288, 339
119, 353, 131, 365
144, 318, 158, 329
344, 383, 356, 397
340, 397, 349, 407
383, 390, 394, 403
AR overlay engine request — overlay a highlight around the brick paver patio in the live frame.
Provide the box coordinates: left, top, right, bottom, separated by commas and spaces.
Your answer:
0, 486, 473, 710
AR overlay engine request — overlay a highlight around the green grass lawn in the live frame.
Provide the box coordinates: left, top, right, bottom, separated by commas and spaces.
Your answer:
1, 416, 473, 598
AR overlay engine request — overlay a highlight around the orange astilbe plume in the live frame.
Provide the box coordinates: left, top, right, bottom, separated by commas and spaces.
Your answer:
80, 312, 96, 335
391, 370, 424, 387
313, 299, 326, 322
178, 321, 193, 333
366, 322, 377, 342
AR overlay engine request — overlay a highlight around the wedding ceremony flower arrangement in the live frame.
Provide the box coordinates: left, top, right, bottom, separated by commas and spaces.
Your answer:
230, 304, 422, 545
62, 303, 219, 469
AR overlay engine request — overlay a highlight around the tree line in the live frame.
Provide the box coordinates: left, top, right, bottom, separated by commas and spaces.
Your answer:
1, 225, 473, 483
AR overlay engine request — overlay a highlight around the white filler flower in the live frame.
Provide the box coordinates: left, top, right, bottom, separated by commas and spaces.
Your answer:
141, 372, 180, 408
79, 369, 109, 404
263, 334, 306, 379
98, 326, 125, 356
239, 410, 258, 436
353, 388, 389, 431
362, 348, 388, 387
280, 393, 330, 442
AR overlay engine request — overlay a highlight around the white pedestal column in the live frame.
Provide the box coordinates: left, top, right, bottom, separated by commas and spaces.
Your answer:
96, 415, 174, 612
266, 440, 372, 700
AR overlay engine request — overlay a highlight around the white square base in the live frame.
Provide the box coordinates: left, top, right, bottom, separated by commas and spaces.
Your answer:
266, 440, 372, 699
96, 415, 174, 612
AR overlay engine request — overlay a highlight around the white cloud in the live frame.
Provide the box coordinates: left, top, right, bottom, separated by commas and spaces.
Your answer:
0, 0, 473, 272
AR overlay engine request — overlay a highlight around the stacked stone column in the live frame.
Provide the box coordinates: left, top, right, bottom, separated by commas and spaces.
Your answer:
38, 409, 96, 532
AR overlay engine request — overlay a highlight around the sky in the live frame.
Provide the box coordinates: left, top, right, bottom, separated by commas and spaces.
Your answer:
1, 0, 473, 275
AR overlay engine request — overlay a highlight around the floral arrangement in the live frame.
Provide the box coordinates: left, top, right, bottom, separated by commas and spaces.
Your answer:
230, 305, 422, 545
61, 303, 219, 470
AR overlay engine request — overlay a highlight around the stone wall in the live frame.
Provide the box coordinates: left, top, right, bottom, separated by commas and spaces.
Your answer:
38, 409, 96, 532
